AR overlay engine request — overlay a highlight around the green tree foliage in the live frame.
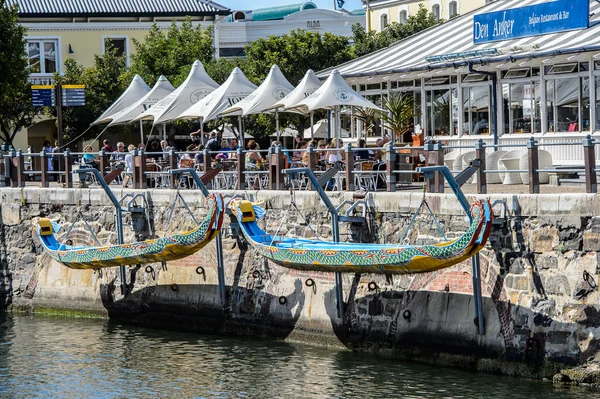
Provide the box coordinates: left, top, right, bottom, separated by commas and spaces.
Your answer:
123, 19, 214, 86
352, 5, 442, 58
205, 57, 247, 85
0, 0, 38, 146
50, 43, 127, 142
241, 29, 353, 143
243, 29, 353, 85
379, 93, 415, 142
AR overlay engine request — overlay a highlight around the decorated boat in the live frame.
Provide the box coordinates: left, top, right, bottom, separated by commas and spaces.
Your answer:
229, 198, 492, 274
34, 193, 224, 269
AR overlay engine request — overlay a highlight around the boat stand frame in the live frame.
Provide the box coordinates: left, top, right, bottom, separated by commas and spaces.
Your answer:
74, 168, 128, 296
417, 165, 485, 335
170, 168, 227, 308
283, 167, 345, 319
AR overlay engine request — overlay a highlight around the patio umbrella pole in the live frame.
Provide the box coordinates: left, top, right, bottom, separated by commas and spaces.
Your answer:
139, 121, 144, 144
163, 123, 167, 142
276, 108, 280, 141
238, 116, 244, 149
310, 112, 314, 140
200, 119, 204, 146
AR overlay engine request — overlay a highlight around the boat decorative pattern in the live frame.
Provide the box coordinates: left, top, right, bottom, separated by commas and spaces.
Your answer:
230, 199, 492, 274
33, 193, 223, 269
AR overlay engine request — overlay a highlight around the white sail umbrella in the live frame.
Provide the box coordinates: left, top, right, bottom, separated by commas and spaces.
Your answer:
107, 76, 176, 143
177, 67, 257, 144
220, 65, 294, 147
292, 69, 382, 150
133, 61, 218, 125
265, 69, 323, 140
92, 74, 150, 126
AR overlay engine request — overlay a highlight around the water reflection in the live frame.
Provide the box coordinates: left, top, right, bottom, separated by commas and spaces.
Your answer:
0, 314, 598, 399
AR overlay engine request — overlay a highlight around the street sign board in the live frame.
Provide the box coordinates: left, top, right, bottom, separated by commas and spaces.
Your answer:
473, 0, 589, 44
62, 84, 86, 106
31, 85, 55, 107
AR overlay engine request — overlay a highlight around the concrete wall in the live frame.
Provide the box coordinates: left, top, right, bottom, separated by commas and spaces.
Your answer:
2, 186, 600, 378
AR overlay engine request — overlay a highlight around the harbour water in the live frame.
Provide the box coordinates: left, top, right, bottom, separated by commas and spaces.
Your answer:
0, 314, 598, 399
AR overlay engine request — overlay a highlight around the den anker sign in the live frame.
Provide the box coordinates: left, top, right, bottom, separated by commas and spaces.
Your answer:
473, 0, 588, 44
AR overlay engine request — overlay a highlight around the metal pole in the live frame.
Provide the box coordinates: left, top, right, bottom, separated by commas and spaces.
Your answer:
162, 123, 166, 142
310, 112, 314, 140
56, 82, 63, 148
238, 116, 244, 150
276, 108, 280, 141
139, 121, 143, 144
283, 167, 344, 318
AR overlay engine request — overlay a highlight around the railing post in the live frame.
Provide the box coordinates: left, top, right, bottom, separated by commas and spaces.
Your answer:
306, 146, 317, 190
433, 141, 444, 193
40, 150, 49, 188
168, 149, 177, 189
132, 149, 140, 189
527, 137, 539, 194
138, 149, 147, 189
237, 148, 245, 190
99, 150, 109, 176
475, 139, 487, 194
9, 150, 24, 188
385, 142, 396, 192
0, 149, 5, 187
269, 147, 284, 190
63, 149, 73, 188
345, 143, 354, 191
203, 148, 211, 173
424, 140, 436, 193
584, 135, 597, 193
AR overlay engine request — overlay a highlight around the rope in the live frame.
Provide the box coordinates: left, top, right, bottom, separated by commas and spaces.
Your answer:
57, 201, 102, 262
399, 185, 446, 248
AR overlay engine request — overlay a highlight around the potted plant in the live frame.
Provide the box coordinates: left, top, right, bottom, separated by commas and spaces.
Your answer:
379, 93, 416, 144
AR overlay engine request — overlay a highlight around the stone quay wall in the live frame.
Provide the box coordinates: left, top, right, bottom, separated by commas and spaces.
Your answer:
1, 186, 600, 378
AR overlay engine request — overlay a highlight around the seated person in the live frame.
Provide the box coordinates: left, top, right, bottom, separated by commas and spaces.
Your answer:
245, 140, 263, 169
194, 144, 205, 165
82, 145, 99, 169
148, 141, 162, 161
354, 138, 371, 161
179, 144, 197, 168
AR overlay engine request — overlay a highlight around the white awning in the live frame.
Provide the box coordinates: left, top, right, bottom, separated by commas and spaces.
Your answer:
176, 67, 257, 122
92, 75, 150, 125
319, 0, 600, 79
132, 60, 218, 124
108, 75, 175, 126
220, 64, 294, 116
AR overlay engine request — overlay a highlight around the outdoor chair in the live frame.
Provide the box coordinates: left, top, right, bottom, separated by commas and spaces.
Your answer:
498, 150, 527, 184
518, 149, 553, 184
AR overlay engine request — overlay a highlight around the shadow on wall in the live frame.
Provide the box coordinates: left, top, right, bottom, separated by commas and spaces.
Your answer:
99, 280, 306, 340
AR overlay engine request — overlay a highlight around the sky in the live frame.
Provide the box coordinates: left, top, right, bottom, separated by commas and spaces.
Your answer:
217, 0, 364, 12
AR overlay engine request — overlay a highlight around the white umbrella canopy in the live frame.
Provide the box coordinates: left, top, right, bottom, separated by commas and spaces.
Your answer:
108, 75, 176, 126
303, 120, 348, 139
92, 75, 150, 125
265, 69, 322, 113
177, 67, 257, 122
132, 61, 218, 124
214, 125, 253, 139
220, 64, 294, 116
292, 69, 382, 113
269, 127, 297, 137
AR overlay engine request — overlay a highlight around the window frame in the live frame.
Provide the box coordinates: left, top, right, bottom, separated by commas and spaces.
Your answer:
25, 36, 61, 76
101, 35, 130, 66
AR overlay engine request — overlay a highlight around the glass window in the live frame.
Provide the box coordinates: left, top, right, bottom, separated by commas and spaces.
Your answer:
106, 38, 126, 58
546, 77, 588, 133
432, 4, 440, 19
504, 82, 541, 134
27, 40, 58, 74
462, 86, 490, 135
399, 10, 407, 23
380, 14, 388, 29
449, 1, 458, 18
427, 89, 451, 136
595, 76, 600, 130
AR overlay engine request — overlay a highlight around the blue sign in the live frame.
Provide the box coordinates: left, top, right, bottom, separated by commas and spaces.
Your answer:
473, 0, 589, 44
31, 85, 55, 107
62, 85, 86, 107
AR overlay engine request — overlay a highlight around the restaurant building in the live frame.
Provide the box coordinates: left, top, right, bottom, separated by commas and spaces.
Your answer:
324, 0, 600, 165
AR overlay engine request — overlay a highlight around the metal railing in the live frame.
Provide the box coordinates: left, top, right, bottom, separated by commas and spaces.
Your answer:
2, 135, 600, 194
